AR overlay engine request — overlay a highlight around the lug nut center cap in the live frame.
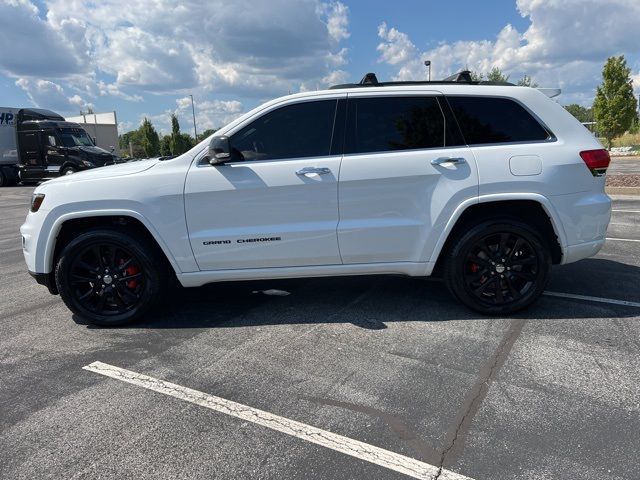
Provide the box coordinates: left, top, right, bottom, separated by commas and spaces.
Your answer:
495, 264, 506, 274
103, 274, 113, 285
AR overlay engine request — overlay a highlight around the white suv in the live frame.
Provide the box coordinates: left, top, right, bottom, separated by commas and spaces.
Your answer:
21, 73, 612, 325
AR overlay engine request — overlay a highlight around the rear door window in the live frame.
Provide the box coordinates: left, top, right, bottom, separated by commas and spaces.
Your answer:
345, 96, 445, 154
446, 96, 551, 145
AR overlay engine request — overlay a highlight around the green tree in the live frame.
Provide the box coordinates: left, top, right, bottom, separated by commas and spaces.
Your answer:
564, 104, 594, 123
198, 128, 217, 141
140, 117, 160, 157
118, 129, 144, 158
160, 135, 172, 156
470, 67, 510, 83
169, 114, 193, 155
593, 55, 638, 149
486, 67, 509, 83
517, 75, 539, 87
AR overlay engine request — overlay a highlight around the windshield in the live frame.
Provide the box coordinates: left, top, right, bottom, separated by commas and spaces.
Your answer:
59, 129, 94, 147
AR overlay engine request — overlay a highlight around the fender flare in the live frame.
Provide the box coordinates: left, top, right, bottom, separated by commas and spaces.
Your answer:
427, 193, 568, 268
39, 209, 182, 274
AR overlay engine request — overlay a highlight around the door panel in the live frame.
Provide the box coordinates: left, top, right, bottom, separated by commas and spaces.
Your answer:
185, 157, 342, 270
337, 94, 478, 264
338, 147, 477, 263
184, 97, 345, 271
17, 131, 45, 180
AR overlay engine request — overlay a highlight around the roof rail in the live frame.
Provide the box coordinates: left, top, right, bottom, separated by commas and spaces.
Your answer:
329, 70, 515, 90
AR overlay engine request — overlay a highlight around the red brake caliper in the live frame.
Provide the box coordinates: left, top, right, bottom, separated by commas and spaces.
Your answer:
119, 259, 140, 289
125, 265, 140, 289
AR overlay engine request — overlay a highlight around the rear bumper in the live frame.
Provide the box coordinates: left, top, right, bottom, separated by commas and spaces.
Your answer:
563, 238, 606, 264
29, 270, 58, 295
549, 191, 611, 265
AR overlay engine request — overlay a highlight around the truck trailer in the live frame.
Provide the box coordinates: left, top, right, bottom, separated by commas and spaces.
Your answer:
0, 107, 122, 186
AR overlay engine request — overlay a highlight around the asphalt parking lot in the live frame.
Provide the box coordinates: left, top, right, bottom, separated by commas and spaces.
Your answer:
1, 186, 639, 480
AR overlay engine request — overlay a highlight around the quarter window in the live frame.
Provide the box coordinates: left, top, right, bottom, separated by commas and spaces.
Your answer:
345, 96, 445, 154
231, 100, 337, 161
446, 96, 551, 145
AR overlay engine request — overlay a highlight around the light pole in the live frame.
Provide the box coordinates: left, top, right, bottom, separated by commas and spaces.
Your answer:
189, 94, 197, 141
424, 60, 431, 81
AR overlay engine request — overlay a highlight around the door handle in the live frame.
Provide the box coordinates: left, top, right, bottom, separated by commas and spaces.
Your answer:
431, 157, 466, 166
296, 167, 331, 175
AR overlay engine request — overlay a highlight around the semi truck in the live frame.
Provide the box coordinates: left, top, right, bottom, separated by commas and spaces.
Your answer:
0, 107, 122, 186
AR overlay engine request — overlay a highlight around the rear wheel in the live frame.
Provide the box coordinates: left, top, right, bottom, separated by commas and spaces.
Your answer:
55, 229, 166, 326
443, 220, 551, 315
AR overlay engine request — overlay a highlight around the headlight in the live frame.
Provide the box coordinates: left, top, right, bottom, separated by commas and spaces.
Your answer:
82, 160, 95, 167
30, 193, 45, 213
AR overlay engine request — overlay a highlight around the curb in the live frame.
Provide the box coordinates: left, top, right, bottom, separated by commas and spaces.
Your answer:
606, 186, 640, 196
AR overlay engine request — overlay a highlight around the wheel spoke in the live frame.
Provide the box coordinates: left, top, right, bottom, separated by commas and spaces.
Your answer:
77, 259, 99, 273
118, 257, 133, 272
498, 233, 510, 257
71, 274, 96, 284
494, 280, 504, 303
92, 246, 104, 269
78, 288, 95, 300
468, 255, 490, 267
116, 284, 139, 304
511, 256, 536, 267
473, 276, 497, 295
107, 245, 117, 269
505, 276, 521, 300
511, 270, 536, 282
508, 238, 523, 259
120, 272, 142, 281
95, 292, 107, 311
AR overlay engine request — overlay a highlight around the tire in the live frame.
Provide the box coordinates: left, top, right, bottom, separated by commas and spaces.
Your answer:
443, 219, 551, 315
61, 166, 77, 176
0, 169, 5, 187
55, 229, 167, 326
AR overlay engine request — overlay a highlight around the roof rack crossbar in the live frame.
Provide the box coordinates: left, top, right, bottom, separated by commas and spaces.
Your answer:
329, 70, 515, 90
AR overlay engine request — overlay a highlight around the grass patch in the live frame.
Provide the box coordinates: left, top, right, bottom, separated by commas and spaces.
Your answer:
611, 132, 640, 148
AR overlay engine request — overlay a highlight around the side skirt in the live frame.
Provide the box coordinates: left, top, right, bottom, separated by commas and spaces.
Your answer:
177, 262, 434, 288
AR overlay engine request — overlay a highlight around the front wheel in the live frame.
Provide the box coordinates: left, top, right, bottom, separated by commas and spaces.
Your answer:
55, 229, 166, 326
61, 166, 77, 176
443, 220, 551, 315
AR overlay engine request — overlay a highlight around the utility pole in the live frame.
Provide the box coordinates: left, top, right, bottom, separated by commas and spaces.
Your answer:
189, 94, 197, 141
424, 60, 431, 81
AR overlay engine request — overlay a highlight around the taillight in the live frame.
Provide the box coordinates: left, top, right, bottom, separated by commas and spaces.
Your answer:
579, 149, 610, 177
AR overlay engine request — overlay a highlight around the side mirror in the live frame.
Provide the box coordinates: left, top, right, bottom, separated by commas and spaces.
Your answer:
206, 136, 232, 165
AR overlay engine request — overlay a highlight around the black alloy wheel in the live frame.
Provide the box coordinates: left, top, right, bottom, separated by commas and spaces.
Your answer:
56, 229, 166, 326
69, 242, 144, 316
444, 220, 551, 315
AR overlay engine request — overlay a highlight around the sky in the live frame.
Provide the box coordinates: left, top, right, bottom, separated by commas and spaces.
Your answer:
0, 0, 639, 136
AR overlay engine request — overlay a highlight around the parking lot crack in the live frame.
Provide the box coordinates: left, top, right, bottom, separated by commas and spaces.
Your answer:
435, 319, 527, 477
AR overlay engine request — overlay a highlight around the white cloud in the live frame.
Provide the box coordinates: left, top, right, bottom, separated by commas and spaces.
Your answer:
0, 0, 89, 77
0, 0, 351, 108
322, 1, 350, 42
377, 0, 640, 104
377, 22, 417, 66
15, 78, 92, 113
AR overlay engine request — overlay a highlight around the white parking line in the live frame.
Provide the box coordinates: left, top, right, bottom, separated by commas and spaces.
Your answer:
83, 361, 473, 480
611, 209, 640, 213
606, 237, 640, 243
544, 291, 640, 308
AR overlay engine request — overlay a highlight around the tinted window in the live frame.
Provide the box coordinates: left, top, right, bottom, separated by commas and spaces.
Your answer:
231, 100, 337, 161
447, 96, 550, 145
345, 96, 445, 154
